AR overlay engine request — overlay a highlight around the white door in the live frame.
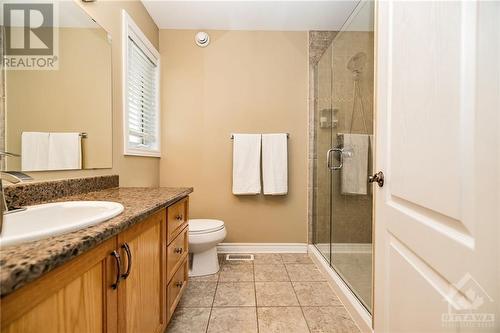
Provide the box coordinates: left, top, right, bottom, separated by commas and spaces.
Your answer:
374, 1, 499, 332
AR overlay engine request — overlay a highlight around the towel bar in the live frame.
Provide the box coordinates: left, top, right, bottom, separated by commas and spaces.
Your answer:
230, 133, 289, 139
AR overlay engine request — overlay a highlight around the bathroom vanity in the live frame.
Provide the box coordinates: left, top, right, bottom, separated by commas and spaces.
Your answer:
0, 177, 192, 332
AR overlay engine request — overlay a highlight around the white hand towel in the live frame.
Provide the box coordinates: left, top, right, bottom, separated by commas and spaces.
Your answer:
232, 134, 262, 195
341, 133, 369, 195
262, 133, 288, 195
21, 132, 50, 171
48, 133, 82, 170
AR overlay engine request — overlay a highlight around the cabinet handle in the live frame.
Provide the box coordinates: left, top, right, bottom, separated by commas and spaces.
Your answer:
174, 247, 183, 254
175, 214, 183, 221
121, 243, 132, 280
175, 281, 183, 288
110, 250, 122, 290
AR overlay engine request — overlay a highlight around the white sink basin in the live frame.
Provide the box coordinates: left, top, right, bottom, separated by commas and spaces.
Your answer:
0, 201, 124, 247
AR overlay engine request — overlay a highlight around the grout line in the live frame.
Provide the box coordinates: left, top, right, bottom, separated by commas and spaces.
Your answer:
212, 305, 303, 308
215, 280, 326, 283
284, 263, 302, 307
185, 254, 351, 333
285, 261, 312, 333
253, 259, 260, 333
182, 304, 353, 309
204, 266, 220, 333
299, 306, 312, 333
209, 254, 324, 332
184, 305, 345, 309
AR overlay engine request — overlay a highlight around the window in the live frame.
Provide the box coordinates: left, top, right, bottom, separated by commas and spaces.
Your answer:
122, 11, 160, 157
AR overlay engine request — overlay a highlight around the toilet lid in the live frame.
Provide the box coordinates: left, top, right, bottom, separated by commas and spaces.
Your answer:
189, 219, 225, 234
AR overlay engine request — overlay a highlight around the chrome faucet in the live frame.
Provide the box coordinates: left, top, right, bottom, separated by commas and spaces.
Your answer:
0, 178, 5, 234
0, 151, 32, 234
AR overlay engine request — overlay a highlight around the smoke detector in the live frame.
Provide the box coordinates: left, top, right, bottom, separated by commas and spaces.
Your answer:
195, 32, 210, 48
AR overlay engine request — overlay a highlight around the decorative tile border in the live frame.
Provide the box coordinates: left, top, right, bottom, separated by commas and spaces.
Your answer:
309, 31, 337, 65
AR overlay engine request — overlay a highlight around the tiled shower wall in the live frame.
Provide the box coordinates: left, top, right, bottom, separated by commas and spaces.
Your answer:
308, 31, 374, 245
308, 31, 337, 244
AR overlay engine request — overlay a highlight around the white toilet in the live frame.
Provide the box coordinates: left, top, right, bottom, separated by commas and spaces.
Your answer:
188, 219, 226, 277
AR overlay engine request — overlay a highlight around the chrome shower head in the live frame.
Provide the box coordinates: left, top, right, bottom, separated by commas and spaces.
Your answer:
347, 52, 367, 80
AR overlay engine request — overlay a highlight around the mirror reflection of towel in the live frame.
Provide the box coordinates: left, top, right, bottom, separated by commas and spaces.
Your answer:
21, 132, 50, 171
21, 132, 82, 171
47, 133, 82, 170
341, 133, 369, 195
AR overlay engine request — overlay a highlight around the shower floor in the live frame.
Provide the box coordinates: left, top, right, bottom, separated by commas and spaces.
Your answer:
315, 243, 372, 311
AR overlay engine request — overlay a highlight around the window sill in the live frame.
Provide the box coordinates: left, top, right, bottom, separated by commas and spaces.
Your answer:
123, 150, 161, 158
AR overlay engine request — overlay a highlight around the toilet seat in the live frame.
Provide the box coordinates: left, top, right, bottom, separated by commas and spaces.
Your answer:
189, 219, 225, 235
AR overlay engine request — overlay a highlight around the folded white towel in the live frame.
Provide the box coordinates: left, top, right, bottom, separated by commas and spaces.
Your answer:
262, 133, 288, 195
232, 134, 262, 195
48, 133, 82, 170
341, 133, 369, 195
21, 132, 50, 171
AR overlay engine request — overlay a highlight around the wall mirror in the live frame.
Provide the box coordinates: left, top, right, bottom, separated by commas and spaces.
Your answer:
1, 1, 112, 171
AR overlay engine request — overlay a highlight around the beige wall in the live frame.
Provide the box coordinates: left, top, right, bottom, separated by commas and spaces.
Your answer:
12, 0, 160, 186
6, 28, 112, 171
159, 30, 308, 243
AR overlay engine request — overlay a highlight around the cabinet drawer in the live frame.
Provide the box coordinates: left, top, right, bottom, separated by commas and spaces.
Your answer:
167, 258, 188, 320
167, 197, 188, 244
167, 227, 188, 283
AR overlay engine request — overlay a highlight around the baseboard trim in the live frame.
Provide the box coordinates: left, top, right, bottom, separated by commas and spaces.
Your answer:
217, 243, 308, 253
308, 244, 373, 333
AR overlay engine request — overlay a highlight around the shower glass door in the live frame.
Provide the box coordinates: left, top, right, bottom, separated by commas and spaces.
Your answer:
312, 0, 374, 313
313, 38, 333, 262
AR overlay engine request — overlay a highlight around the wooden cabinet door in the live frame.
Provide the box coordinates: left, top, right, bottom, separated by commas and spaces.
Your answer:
1, 238, 118, 333
117, 208, 167, 333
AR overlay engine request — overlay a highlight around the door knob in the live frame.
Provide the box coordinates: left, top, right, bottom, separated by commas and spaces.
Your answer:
368, 171, 384, 187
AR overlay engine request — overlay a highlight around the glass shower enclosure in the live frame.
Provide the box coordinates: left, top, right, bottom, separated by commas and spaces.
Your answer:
312, 1, 374, 313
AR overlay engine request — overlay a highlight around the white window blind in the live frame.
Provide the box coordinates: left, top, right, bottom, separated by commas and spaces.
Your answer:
123, 11, 160, 157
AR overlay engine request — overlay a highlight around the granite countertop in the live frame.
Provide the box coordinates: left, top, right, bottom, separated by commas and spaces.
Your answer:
0, 187, 193, 297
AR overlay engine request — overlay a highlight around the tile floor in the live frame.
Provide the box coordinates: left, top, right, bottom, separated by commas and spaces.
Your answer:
166, 253, 361, 333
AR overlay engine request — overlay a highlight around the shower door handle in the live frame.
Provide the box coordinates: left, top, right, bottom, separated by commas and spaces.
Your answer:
327, 148, 343, 170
